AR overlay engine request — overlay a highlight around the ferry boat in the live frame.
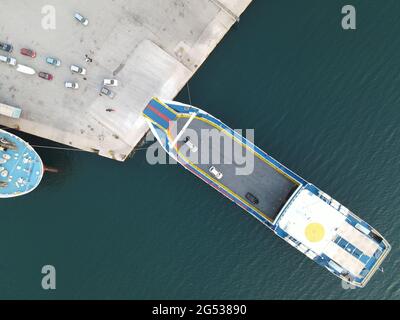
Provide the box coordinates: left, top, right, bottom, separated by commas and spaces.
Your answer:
142, 97, 391, 288
0, 129, 44, 198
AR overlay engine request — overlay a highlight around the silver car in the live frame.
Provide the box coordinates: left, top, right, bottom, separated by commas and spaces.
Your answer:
209, 166, 223, 180
65, 81, 79, 89
103, 79, 119, 87
46, 57, 61, 67
100, 87, 115, 99
74, 13, 89, 26
70, 64, 86, 75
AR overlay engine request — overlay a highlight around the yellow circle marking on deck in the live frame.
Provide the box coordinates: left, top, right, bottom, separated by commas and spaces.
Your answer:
305, 223, 325, 242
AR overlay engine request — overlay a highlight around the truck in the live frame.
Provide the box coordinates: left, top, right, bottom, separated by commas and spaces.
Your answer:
0, 102, 22, 119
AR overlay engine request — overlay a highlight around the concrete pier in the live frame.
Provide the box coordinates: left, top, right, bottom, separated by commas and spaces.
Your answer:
0, 0, 251, 161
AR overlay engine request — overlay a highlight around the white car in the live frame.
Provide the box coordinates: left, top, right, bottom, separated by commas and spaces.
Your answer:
74, 13, 89, 26
209, 166, 223, 180
65, 81, 79, 89
103, 79, 119, 87
70, 64, 86, 75
0, 55, 16, 66
184, 136, 198, 152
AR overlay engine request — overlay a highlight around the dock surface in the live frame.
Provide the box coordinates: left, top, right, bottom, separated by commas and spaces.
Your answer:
0, 0, 251, 160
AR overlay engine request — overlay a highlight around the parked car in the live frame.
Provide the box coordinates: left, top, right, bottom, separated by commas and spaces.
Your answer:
65, 81, 79, 89
245, 192, 259, 205
74, 12, 89, 26
209, 166, 223, 180
183, 136, 198, 152
0, 55, 16, 66
46, 57, 61, 67
100, 87, 115, 99
0, 42, 13, 53
16, 64, 36, 75
20, 48, 36, 58
38, 72, 53, 81
70, 64, 86, 75
103, 79, 119, 87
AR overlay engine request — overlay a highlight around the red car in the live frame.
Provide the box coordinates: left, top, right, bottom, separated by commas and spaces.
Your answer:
20, 48, 36, 58
38, 72, 53, 81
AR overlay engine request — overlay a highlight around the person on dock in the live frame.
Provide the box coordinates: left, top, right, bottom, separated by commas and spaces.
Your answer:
85, 54, 93, 63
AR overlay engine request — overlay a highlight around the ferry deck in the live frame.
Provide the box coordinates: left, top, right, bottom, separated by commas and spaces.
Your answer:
173, 115, 299, 221
142, 98, 391, 287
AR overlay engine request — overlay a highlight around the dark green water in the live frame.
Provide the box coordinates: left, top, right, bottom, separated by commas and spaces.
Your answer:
1, 0, 399, 299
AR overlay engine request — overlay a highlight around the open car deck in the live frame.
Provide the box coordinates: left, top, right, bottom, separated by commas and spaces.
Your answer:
173, 115, 299, 221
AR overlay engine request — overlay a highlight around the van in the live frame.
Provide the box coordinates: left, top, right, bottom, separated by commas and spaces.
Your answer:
0, 55, 16, 66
